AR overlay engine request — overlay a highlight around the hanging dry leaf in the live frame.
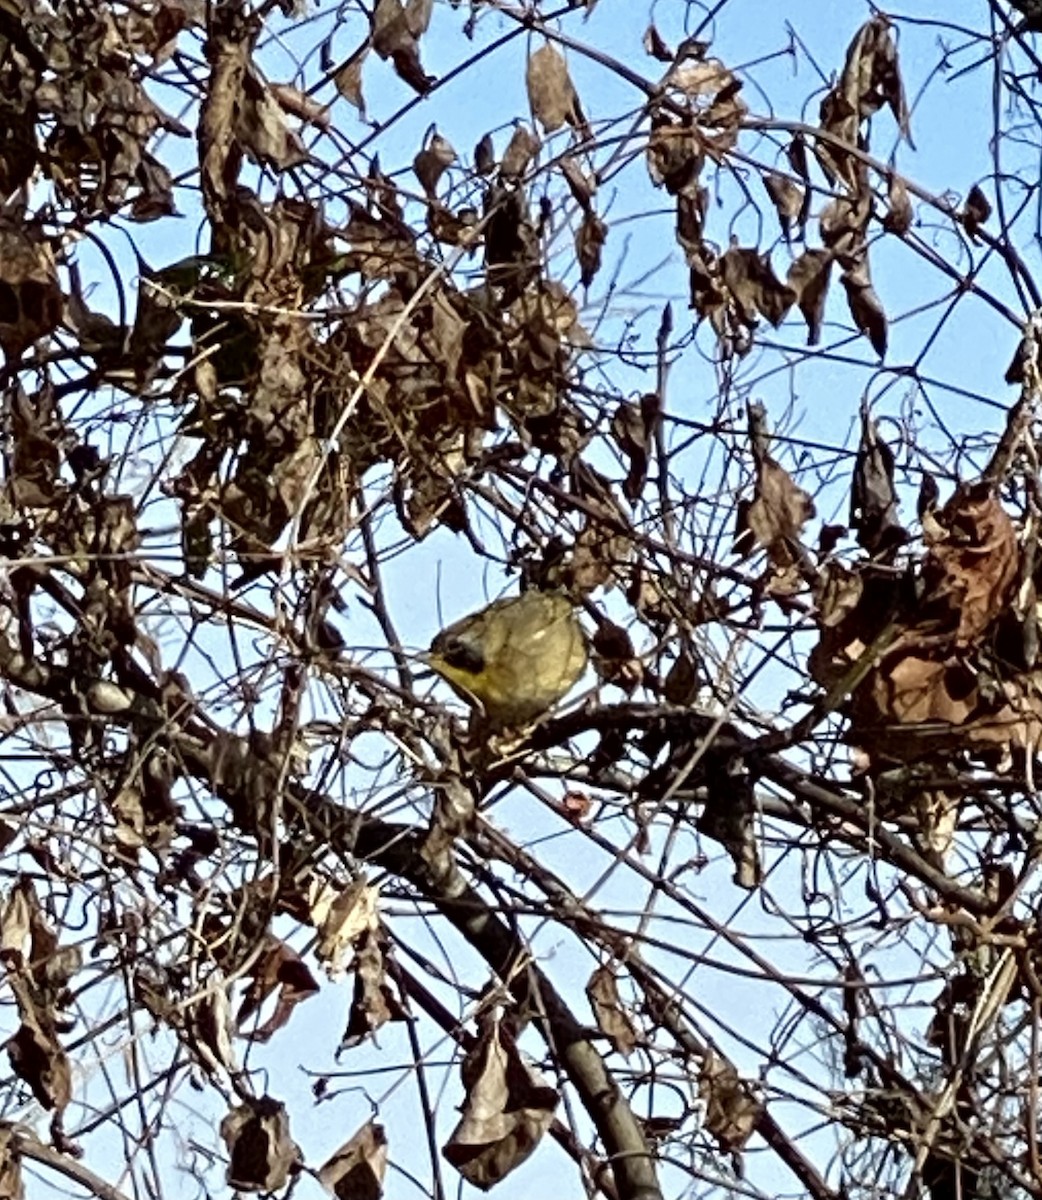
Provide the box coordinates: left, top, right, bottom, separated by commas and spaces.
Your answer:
371, 0, 433, 93
817, 14, 912, 187
221, 1096, 301, 1193
319, 1121, 388, 1200
720, 244, 796, 328
6, 1005, 72, 1113
405, 0, 433, 35
923, 484, 1017, 646
413, 131, 456, 197
269, 83, 331, 131
0, 1125, 23, 1200
841, 258, 887, 357
611, 393, 659, 502
646, 113, 703, 194
586, 965, 638, 1057
236, 936, 320, 1042
593, 618, 643, 692
0, 225, 62, 363
184, 985, 239, 1078
341, 926, 406, 1047
698, 1051, 763, 1153
643, 24, 673, 62
237, 72, 308, 169
334, 48, 367, 115
500, 124, 539, 180
696, 753, 762, 889
474, 132, 496, 175
850, 404, 906, 558
763, 172, 803, 242
576, 211, 607, 288
442, 1014, 559, 1188
312, 878, 381, 976
559, 156, 596, 210
664, 648, 700, 705
882, 175, 913, 235
734, 407, 815, 568
820, 192, 872, 263
526, 44, 586, 136
787, 249, 832, 346
963, 184, 992, 237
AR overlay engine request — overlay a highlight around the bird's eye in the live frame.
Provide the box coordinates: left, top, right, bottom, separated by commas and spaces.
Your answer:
438, 637, 484, 674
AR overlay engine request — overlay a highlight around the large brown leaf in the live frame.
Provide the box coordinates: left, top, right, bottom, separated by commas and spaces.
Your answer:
442, 1014, 559, 1188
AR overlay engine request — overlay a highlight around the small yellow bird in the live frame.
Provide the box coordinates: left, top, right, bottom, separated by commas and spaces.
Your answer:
427, 590, 588, 729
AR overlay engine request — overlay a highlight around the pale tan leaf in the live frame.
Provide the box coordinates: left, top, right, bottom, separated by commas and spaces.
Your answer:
526, 44, 582, 134
443, 1014, 559, 1188
586, 965, 638, 1057
221, 1097, 301, 1193
319, 1121, 388, 1199
334, 47, 368, 114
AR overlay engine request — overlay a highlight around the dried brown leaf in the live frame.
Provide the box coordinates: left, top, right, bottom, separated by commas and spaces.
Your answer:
405, 0, 433, 35
646, 114, 702, 194
372, 0, 432, 93
334, 47, 367, 115
237, 936, 320, 1042
474, 131, 496, 175
237, 73, 308, 170
819, 192, 871, 262
882, 174, 913, 235
763, 172, 803, 242
319, 1121, 388, 1200
185, 986, 239, 1077
664, 648, 700, 705
341, 927, 406, 1048
0, 1125, 23, 1200
269, 82, 330, 130
0, 226, 62, 363
593, 618, 643, 692
576, 211, 607, 287
500, 124, 539, 180
720, 245, 796, 328
413, 131, 456, 197
586, 965, 638, 1057
850, 404, 906, 557
669, 57, 732, 98
697, 756, 762, 889
734, 443, 815, 566
841, 259, 887, 357
643, 24, 673, 62
787, 249, 832, 346
837, 15, 912, 141
699, 1051, 764, 1152
925, 484, 1018, 645
312, 879, 380, 976
442, 1015, 558, 1188
963, 183, 992, 237
559, 155, 596, 210
526, 44, 585, 135
611, 393, 659, 501
221, 1096, 301, 1193
6, 1013, 71, 1113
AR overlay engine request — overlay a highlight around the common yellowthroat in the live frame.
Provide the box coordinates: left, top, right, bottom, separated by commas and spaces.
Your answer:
427, 590, 588, 729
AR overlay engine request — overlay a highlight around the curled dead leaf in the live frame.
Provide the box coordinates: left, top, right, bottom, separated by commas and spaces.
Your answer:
526, 44, 586, 136
787, 249, 832, 346
221, 1096, 301, 1194
586, 965, 638, 1057
841, 258, 887, 357
442, 1014, 559, 1188
319, 1121, 388, 1199
699, 1051, 763, 1153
